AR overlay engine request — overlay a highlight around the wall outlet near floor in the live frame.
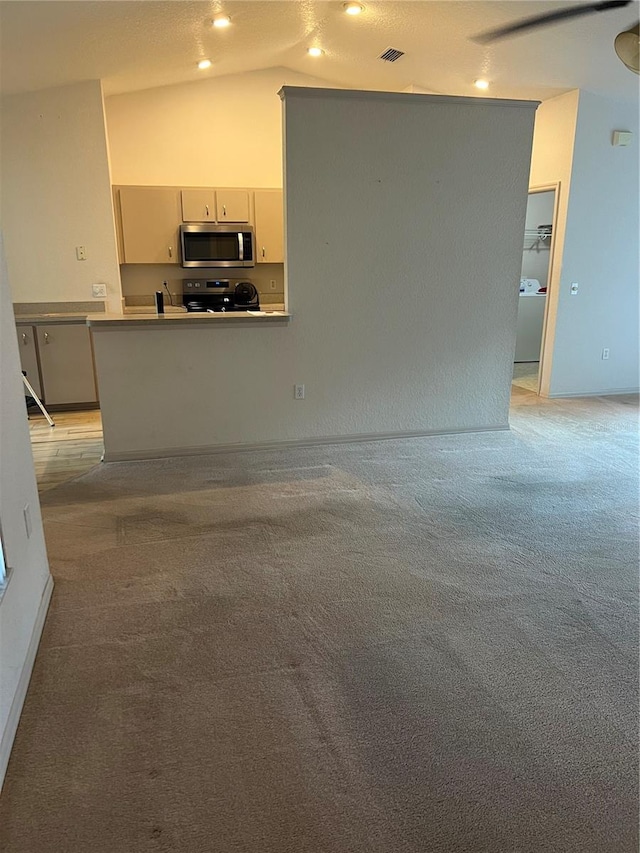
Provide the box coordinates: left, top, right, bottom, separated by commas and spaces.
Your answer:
294, 384, 305, 400
75, 246, 87, 261
23, 504, 32, 539
92, 283, 107, 298
269, 279, 277, 291
602, 347, 610, 360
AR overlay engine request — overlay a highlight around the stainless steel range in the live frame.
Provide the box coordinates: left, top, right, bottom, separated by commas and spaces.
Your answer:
182, 278, 259, 313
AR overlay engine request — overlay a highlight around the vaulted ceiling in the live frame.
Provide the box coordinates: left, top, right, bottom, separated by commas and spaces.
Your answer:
1, 1, 638, 102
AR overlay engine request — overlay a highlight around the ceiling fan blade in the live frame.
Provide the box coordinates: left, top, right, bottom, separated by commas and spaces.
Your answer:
474, 0, 632, 44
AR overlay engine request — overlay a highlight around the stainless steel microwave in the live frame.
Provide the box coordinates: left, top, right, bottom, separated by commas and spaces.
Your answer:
179, 224, 255, 268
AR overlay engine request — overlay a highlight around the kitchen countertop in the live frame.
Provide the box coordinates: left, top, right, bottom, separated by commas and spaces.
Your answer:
15, 313, 93, 324
87, 310, 291, 328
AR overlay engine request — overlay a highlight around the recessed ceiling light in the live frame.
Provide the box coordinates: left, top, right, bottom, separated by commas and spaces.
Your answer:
307, 47, 324, 57
343, 2, 364, 14
212, 15, 231, 28
474, 79, 490, 90
198, 59, 212, 70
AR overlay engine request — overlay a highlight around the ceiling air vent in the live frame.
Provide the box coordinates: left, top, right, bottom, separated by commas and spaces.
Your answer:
379, 47, 404, 63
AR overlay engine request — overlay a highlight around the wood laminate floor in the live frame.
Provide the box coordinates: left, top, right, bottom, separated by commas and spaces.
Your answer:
27, 408, 103, 492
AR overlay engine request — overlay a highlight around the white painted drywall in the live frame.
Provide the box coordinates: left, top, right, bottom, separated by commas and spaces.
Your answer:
0, 80, 122, 311
92, 88, 537, 459
0, 236, 52, 785
550, 90, 639, 396
104, 67, 338, 188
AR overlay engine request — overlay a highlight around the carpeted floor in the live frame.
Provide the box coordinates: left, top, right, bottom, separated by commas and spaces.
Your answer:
1, 389, 638, 853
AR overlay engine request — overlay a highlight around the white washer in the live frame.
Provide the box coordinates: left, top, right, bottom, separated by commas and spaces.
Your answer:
515, 279, 546, 362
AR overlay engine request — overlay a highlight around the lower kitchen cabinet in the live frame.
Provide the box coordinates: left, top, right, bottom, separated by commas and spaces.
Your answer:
36, 324, 98, 405
16, 321, 98, 407
17, 326, 43, 398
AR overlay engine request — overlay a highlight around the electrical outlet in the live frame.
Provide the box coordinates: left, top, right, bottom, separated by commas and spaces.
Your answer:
76, 246, 87, 261
602, 348, 610, 360
23, 504, 32, 538
269, 279, 277, 291
92, 284, 107, 298
294, 384, 305, 400
570, 282, 579, 295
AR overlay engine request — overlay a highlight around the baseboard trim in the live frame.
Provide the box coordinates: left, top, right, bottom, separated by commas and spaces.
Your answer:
103, 424, 510, 463
548, 387, 639, 399
0, 573, 54, 790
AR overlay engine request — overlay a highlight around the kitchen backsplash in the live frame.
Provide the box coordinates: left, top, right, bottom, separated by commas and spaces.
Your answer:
119, 263, 285, 307
13, 300, 106, 315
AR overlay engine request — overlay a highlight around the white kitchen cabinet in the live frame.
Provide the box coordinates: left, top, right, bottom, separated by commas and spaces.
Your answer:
118, 186, 181, 263
181, 189, 216, 222
36, 324, 98, 405
16, 325, 43, 398
254, 190, 284, 264
215, 190, 250, 223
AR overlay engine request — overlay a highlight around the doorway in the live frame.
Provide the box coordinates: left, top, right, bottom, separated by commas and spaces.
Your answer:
512, 188, 556, 394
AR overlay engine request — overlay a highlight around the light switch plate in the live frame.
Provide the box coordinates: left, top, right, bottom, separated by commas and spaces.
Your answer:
76, 246, 87, 261
570, 282, 579, 295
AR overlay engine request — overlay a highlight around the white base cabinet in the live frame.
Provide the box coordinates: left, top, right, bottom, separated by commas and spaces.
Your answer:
16, 322, 98, 407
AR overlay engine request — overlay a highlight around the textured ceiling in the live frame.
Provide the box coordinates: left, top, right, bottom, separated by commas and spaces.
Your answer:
0, 0, 638, 102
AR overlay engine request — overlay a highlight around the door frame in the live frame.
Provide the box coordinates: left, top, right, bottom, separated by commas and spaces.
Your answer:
526, 182, 561, 396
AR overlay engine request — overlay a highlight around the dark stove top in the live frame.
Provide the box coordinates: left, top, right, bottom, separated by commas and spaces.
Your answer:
183, 278, 259, 313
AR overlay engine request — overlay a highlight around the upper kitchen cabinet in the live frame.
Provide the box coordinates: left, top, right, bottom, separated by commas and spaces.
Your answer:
118, 186, 181, 264
181, 189, 216, 222
254, 190, 284, 264
216, 190, 250, 223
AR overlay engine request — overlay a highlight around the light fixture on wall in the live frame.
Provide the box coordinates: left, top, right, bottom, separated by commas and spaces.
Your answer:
212, 15, 231, 29
343, 2, 365, 15
474, 79, 490, 90
307, 47, 324, 57
198, 59, 212, 70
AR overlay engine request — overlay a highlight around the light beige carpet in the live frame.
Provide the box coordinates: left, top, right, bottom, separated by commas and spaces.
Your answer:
1, 393, 638, 853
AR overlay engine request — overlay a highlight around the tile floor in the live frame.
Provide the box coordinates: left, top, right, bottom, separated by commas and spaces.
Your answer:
512, 361, 539, 392
27, 408, 104, 492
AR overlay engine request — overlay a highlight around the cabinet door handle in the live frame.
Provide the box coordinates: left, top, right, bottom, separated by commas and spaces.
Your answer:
205, 205, 209, 217
22, 333, 28, 345
262, 247, 266, 258
223, 205, 227, 217
168, 246, 173, 259
44, 332, 50, 344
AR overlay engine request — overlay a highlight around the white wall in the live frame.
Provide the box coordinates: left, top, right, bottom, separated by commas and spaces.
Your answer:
92, 87, 537, 459
529, 88, 639, 397
1, 80, 122, 312
0, 237, 52, 785
549, 90, 639, 396
105, 67, 337, 188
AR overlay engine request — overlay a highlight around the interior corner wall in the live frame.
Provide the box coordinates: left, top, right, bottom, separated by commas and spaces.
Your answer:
0, 236, 52, 785
104, 67, 340, 188
0, 80, 122, 312
549, 90, 639, 396
283, 88, 538, 436
528, 90, 580, 397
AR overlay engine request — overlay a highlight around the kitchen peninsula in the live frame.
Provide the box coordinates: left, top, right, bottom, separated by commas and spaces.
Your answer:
89, 87, 538, 465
